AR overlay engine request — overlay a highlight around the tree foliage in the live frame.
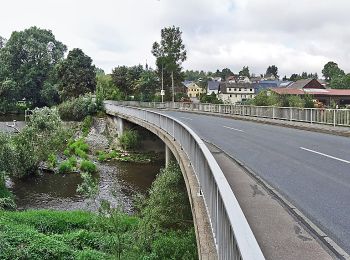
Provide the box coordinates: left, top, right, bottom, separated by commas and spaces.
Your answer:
111, 65, 143, 98
96, 74, 122, 101
56, 48, 96, 100
329, 73, 350, 89
238, 66, 250, 78
152, 26, 187, 100
0, 26, 66, 106
266, 65, 278, 78
322, 61, 345, 82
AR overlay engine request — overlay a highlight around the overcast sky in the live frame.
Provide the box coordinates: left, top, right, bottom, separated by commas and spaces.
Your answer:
1, 0, 349, 77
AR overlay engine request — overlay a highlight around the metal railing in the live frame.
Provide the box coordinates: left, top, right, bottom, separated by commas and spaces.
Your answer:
104, 101, 265, 260
108, 101, 350, 127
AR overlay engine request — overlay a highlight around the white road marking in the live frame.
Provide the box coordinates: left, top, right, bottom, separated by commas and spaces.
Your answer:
180, 117, 193, 120
300, 147, 350, 164
223, 125, 245, 133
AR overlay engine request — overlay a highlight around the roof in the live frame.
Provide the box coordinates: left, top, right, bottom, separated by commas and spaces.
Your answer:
271, 88, 350, 96
207, 80, 220, 90
182, 80, 193, 88
219, 82, 254, 93
287, 78, 324, 89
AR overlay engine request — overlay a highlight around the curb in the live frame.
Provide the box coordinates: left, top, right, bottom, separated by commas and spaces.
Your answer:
205, 140, 350, 260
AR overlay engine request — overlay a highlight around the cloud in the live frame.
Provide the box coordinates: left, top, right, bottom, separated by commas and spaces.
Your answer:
1, 0, 350, 76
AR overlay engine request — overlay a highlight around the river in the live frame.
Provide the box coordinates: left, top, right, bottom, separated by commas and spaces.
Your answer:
8, 160, 163, 213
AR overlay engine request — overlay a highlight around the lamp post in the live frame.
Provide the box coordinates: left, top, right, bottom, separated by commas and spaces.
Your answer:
161, 64, 164, 103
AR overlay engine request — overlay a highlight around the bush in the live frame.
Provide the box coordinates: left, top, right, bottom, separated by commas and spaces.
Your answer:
58, 161, 74, 174
67, 139, 89, 159
68, 156, 77, 167
118, 130, 140, 150
58, 94, 97, 121
81, 116, 93, 137
80, 160, 97, 174
47, 153, 58, 168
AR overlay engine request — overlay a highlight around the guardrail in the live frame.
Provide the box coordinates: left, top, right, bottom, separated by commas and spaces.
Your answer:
104, 101, 265, 260
107, 101, 350, 127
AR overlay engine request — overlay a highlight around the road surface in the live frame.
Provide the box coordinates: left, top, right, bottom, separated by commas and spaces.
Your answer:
160, 110, 350, 255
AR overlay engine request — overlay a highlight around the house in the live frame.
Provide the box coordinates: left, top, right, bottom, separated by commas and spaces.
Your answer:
254, 80, 289, 93
186, 82, 204, 98
225, 75, 238, 83
237, 76, 251, 83
270, 78, 350, 106
207, 80, 220, 95
218, 82, 255, 104
286, 78, 324, 89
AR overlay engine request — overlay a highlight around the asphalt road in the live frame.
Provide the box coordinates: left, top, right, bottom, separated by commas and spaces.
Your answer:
160, 110, 350, 255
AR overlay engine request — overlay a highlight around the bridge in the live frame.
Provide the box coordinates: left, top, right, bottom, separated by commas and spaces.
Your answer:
104, 101, 350, 260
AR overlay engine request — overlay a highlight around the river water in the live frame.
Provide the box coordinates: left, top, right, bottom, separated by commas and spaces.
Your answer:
8, 160, 163, 213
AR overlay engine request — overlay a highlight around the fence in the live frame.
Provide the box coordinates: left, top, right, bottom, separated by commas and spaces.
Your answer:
104, 101, 265, 260
108, 101, 350, 127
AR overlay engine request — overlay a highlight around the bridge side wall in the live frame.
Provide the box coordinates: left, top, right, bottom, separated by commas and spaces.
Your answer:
108, 112, 217, 260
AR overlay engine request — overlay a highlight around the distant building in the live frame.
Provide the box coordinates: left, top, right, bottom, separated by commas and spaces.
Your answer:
218, 82, 255, 104
207, 80, 220, 95
270, 79, 350, 106
186, 82, 204, 98
286, 78, 324, 89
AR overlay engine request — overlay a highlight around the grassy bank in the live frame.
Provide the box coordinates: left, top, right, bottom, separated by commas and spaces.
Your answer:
0, 163, 198, 260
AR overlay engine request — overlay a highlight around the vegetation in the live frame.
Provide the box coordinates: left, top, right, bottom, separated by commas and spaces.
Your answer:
152, 26, 187, 101
249, 90, 315, 108
57, 94, 98, 121
81, 115, 93, 137
118, 130, 141, 150
0, 108, 70, 178
200, 92, 223, 104
80, 160, 97, 174
0, 26, 66, 109
96, 150, 155, 163
0, 163, 197, 259
56, 48, 96, 100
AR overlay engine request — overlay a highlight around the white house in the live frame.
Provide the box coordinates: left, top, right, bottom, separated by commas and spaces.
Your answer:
218, 82, 255, 103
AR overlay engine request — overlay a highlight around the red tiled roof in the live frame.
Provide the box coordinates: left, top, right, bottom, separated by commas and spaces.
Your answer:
271, 88, 350, 96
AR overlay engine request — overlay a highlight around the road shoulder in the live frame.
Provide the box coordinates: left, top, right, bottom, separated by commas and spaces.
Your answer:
206, 142, 340, 260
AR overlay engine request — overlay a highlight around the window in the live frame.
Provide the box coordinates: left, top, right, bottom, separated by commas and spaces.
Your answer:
239, 88, 241, 91
234, 88, 236, 91
250, 88, 253, 92
230, 94, 232, 97
235, 94, 237, 97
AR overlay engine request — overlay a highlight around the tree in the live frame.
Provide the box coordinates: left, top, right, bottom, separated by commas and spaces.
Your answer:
0, 26, 66, 106
111, 65, 144, 98
329, 74, 350, 89
56, 48, 96, 100
322, 61, 345, 82
266, 65, 278, 78
221, 68, 234, 80
96, 74, 121, 100
135, 69, 159, 101
239, 66, 250, 78
152, 26, 187, 101
0, 36, 6, 49
289, 74, 300, 81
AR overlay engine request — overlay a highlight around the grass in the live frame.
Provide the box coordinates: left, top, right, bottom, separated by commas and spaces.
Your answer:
0, 209, 197, 260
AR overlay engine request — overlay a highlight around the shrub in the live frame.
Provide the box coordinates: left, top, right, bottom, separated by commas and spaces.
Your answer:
58, 161, 73, 174
97, 151, 108, 162
68, 156, 77, 167
69, 138, 89, 154
80, 160, 97, 174
81, 116, 93, 137
47, 153, 57, 168
58, 94, 97, 121
118, 130, 140, 150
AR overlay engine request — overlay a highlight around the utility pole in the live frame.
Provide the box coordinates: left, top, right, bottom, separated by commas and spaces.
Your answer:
161, 65, 164, 103
171, 71, 174, 103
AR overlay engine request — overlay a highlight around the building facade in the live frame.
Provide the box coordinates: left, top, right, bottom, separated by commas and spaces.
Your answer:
218, 82, 255, 103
